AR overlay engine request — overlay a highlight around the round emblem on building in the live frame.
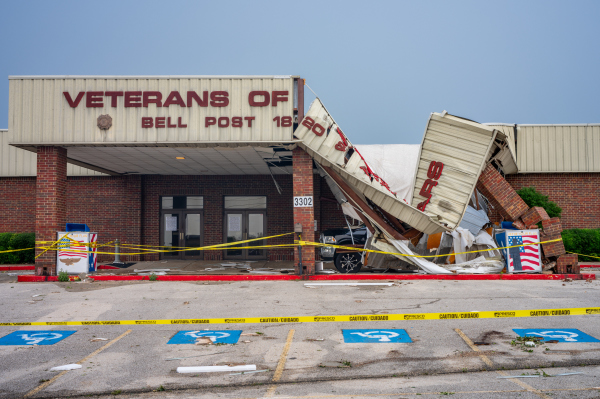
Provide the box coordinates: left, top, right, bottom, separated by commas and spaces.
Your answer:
97, 114, 112, 130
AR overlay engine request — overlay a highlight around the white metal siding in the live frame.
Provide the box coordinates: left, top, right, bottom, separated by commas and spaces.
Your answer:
0, 130, 106, 176
516, 125, 600, 173
411, 113, 497, 231
8, 77, 295, 146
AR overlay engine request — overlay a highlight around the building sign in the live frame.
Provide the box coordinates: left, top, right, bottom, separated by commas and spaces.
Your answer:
8, 76, 296, 145
293, 196, 313, 207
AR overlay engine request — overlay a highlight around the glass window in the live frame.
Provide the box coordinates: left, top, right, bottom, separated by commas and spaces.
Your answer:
162, 196, 204, 209
162, 197, 174, 209
224, 196, 267, 209
187, 196, 204, 209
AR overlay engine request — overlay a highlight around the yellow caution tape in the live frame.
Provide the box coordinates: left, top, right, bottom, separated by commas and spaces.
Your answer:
566, 251, 600, 260
1, 307, 598, 326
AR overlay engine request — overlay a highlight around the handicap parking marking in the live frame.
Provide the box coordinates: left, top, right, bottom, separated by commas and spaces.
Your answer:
168, 330, 242, 344
342, 329, 412, 343
513, 328, 600, 343
0, 330, 77, 346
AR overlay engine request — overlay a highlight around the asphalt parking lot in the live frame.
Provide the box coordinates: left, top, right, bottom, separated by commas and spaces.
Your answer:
0, 277, 599, 398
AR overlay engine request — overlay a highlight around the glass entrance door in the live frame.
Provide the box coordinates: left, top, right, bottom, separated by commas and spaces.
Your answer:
224, 211, 266, 260
160, 211, 203, 259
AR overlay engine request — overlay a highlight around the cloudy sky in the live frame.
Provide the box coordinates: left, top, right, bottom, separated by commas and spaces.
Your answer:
1, 0, 598, 144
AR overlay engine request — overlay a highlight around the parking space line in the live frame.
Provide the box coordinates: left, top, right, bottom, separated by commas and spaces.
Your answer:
454, 328, 551, 399
24, 329, 132, 398
265, 329, 295, 397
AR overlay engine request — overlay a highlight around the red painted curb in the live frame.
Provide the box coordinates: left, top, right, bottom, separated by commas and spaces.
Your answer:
91, 274, 302, 281
17, 273, 595, 282
0, 265, 35, 271
309, 273, 595, 281
579, 263, 598, 268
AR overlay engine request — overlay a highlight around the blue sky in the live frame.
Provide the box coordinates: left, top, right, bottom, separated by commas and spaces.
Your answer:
1, 0, 598, 144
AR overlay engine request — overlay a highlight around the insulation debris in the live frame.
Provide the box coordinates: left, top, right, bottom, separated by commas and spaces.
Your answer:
50, 364, 82, 371
177, 365, 256, 373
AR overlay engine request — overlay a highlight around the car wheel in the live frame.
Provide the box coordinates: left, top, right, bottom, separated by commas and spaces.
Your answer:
334, 252, 363, 273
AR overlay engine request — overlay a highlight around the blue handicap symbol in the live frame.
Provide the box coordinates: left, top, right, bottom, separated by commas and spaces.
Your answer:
342, 329, 412, 343
513, 329, 599, 343
168, 330, 242, 345
0, 330, 76, 346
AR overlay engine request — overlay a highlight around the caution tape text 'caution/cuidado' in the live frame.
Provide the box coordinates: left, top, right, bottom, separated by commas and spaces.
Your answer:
1, 307, 598, 326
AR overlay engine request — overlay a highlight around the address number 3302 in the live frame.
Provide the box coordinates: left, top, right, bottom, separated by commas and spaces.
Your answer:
293, 196, 313, 207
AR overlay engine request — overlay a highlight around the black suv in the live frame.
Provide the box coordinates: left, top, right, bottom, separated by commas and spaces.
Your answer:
319, 225, 367, 273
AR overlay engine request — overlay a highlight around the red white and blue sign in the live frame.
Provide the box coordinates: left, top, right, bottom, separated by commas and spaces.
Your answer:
168, 330, 242, 345
0, 330, 77, 346
496, 229, 542, 273
513, 329, 599, 343
342, 329, 412, 343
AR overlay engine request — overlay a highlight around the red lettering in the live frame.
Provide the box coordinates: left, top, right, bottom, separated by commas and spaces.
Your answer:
167, 117, 176, 128
141, 117, 153, 128
417, 199, 430, 211
163, 91, 186, 107
244, 116, 255, 127
205, 117, 216, 127
301, 117, 315, 130
272, 91, 288, 106
218, 117, 229, 128
143, 91, 163, 107
187, 91, 208, 107
419, 179, 438, 197
63, 92, 85, 108
86, 91, 104, 108
248, 91, 270, 107
177, 117, 187, 128
232, 117, 242, 127
312, 123, 325, 136
156, 117, 166, 128
210, 91, 229, 107
124, 92, 142, 107
427, 161, 444, 180
105, 91, 123, 107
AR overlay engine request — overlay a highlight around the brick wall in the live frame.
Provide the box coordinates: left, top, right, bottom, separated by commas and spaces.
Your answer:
505, 173, 600, 229
67, 176, 142, 262
0, 177, 36, 233
141, 174, 295, 262
293, 147, 315, 272
1, 171, 346, 265
35, 147, 67, 274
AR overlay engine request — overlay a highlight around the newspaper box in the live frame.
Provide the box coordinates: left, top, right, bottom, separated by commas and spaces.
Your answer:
495, 229, 542, 273
56, 231, 98, 274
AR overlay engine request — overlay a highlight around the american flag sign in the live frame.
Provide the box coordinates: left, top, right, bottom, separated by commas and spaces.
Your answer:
506, 231, 542, 273
57, 236, 88, 259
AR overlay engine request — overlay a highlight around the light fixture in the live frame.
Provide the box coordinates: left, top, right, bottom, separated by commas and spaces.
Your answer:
176, 157, 185, 160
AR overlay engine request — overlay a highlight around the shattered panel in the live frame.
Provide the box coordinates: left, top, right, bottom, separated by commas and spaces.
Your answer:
411, 113, 498, 230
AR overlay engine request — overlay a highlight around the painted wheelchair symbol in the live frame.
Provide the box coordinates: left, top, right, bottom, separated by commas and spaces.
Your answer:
17, 332, 65, 345
525, 330, 579, 342
350, 330, 400, 342
184, 331, 231, 343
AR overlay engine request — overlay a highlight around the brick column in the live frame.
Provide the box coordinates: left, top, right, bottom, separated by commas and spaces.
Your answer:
293, 147, 315, 274
35, 147, 67, 276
